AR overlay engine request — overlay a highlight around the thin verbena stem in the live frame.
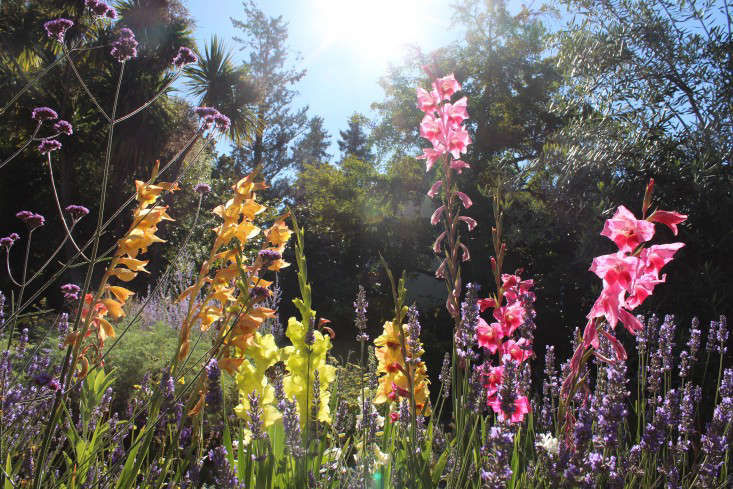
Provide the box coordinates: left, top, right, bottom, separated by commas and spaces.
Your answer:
18, 223, 76, 289
4, 229, 35, 351
63, 46, 111, 123
4, 251, 21, 287
0, 122, 41, 171
32, 59, 125, 489
114, 70, 183, 124
4, 129, 208, 328
47, 152, 90, 261
0, 55, 65, 117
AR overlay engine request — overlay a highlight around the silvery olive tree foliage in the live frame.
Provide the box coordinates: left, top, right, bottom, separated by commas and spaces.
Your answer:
547, 0, 732, 175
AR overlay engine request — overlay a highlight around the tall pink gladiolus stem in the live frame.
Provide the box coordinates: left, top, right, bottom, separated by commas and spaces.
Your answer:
417, 71, 474, 324
559, 179, 687, 438
417, 71, 477, 479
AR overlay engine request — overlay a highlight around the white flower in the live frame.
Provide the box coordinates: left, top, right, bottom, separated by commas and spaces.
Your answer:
536, 433, 559, 455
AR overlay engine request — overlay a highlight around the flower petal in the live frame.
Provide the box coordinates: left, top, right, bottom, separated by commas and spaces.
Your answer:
456, 191, 472, 209
427, 180, 443, 199
430, 206, 445, 226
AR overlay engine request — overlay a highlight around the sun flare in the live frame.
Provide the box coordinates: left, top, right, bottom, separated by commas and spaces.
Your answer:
313, 0, 422, 60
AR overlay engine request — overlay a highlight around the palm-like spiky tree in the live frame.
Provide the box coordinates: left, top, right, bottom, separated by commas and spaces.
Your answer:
185, 35, 259, 145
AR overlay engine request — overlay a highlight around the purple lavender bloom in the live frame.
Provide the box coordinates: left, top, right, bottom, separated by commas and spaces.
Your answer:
31, 107, 58, 122
179, 426, 192, 449
573, 408, 593, 450
208, 446, 241, 488
271, 368, 304, 456
33, 372, 52, 386
438, 352, 451, 399
641, 395, 676, 453
481, 425, 515, 489
65, 204, 89, 220
593, 340, 629, 450
466, 362, 487, 413
457, 283, 480, 361
43, 19, 73, 43
247, 392, 267, 441
676, 383, 701, 455
697, 374, 732, 487
249, 286, 270, 300
540, 345, 559, 429
205, 359, 222, 411
311, 369, 322, 422
715, 315, 728, 354
110, 28, 138, 62
38, 138, 61, 154
17, 328, 28, 354
721, 368, 733, 399
16, 211, 45, 229
53, 120, 73, 136
193, 182, 211, 194
160, 371, 175, 403
354, 285, 369, 343
173, 46, 197, 68
406, 305, 422, 365
56, 313, 70, 348
659, 315, 676, 373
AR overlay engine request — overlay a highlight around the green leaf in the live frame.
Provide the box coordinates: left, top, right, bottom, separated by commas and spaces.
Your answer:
431, 446, 449, 486
4, 453, 13, 489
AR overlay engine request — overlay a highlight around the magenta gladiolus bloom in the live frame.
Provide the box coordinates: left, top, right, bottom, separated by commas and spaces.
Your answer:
600, 205, 655, 252
477, 318, 503, 354
488, 393, 530, 423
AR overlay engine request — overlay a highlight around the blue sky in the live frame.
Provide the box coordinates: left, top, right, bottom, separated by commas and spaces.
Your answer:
181, 0, 461, 156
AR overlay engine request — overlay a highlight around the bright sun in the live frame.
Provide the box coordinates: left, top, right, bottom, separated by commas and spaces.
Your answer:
312, 0, 422, 61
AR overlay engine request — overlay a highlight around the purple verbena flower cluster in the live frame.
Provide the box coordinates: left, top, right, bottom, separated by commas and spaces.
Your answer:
43, 19, 73, 43
194, 106, 231, 132
85, 0, 117, 19
173, 46, 198, 68
111, 28, 138, 62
